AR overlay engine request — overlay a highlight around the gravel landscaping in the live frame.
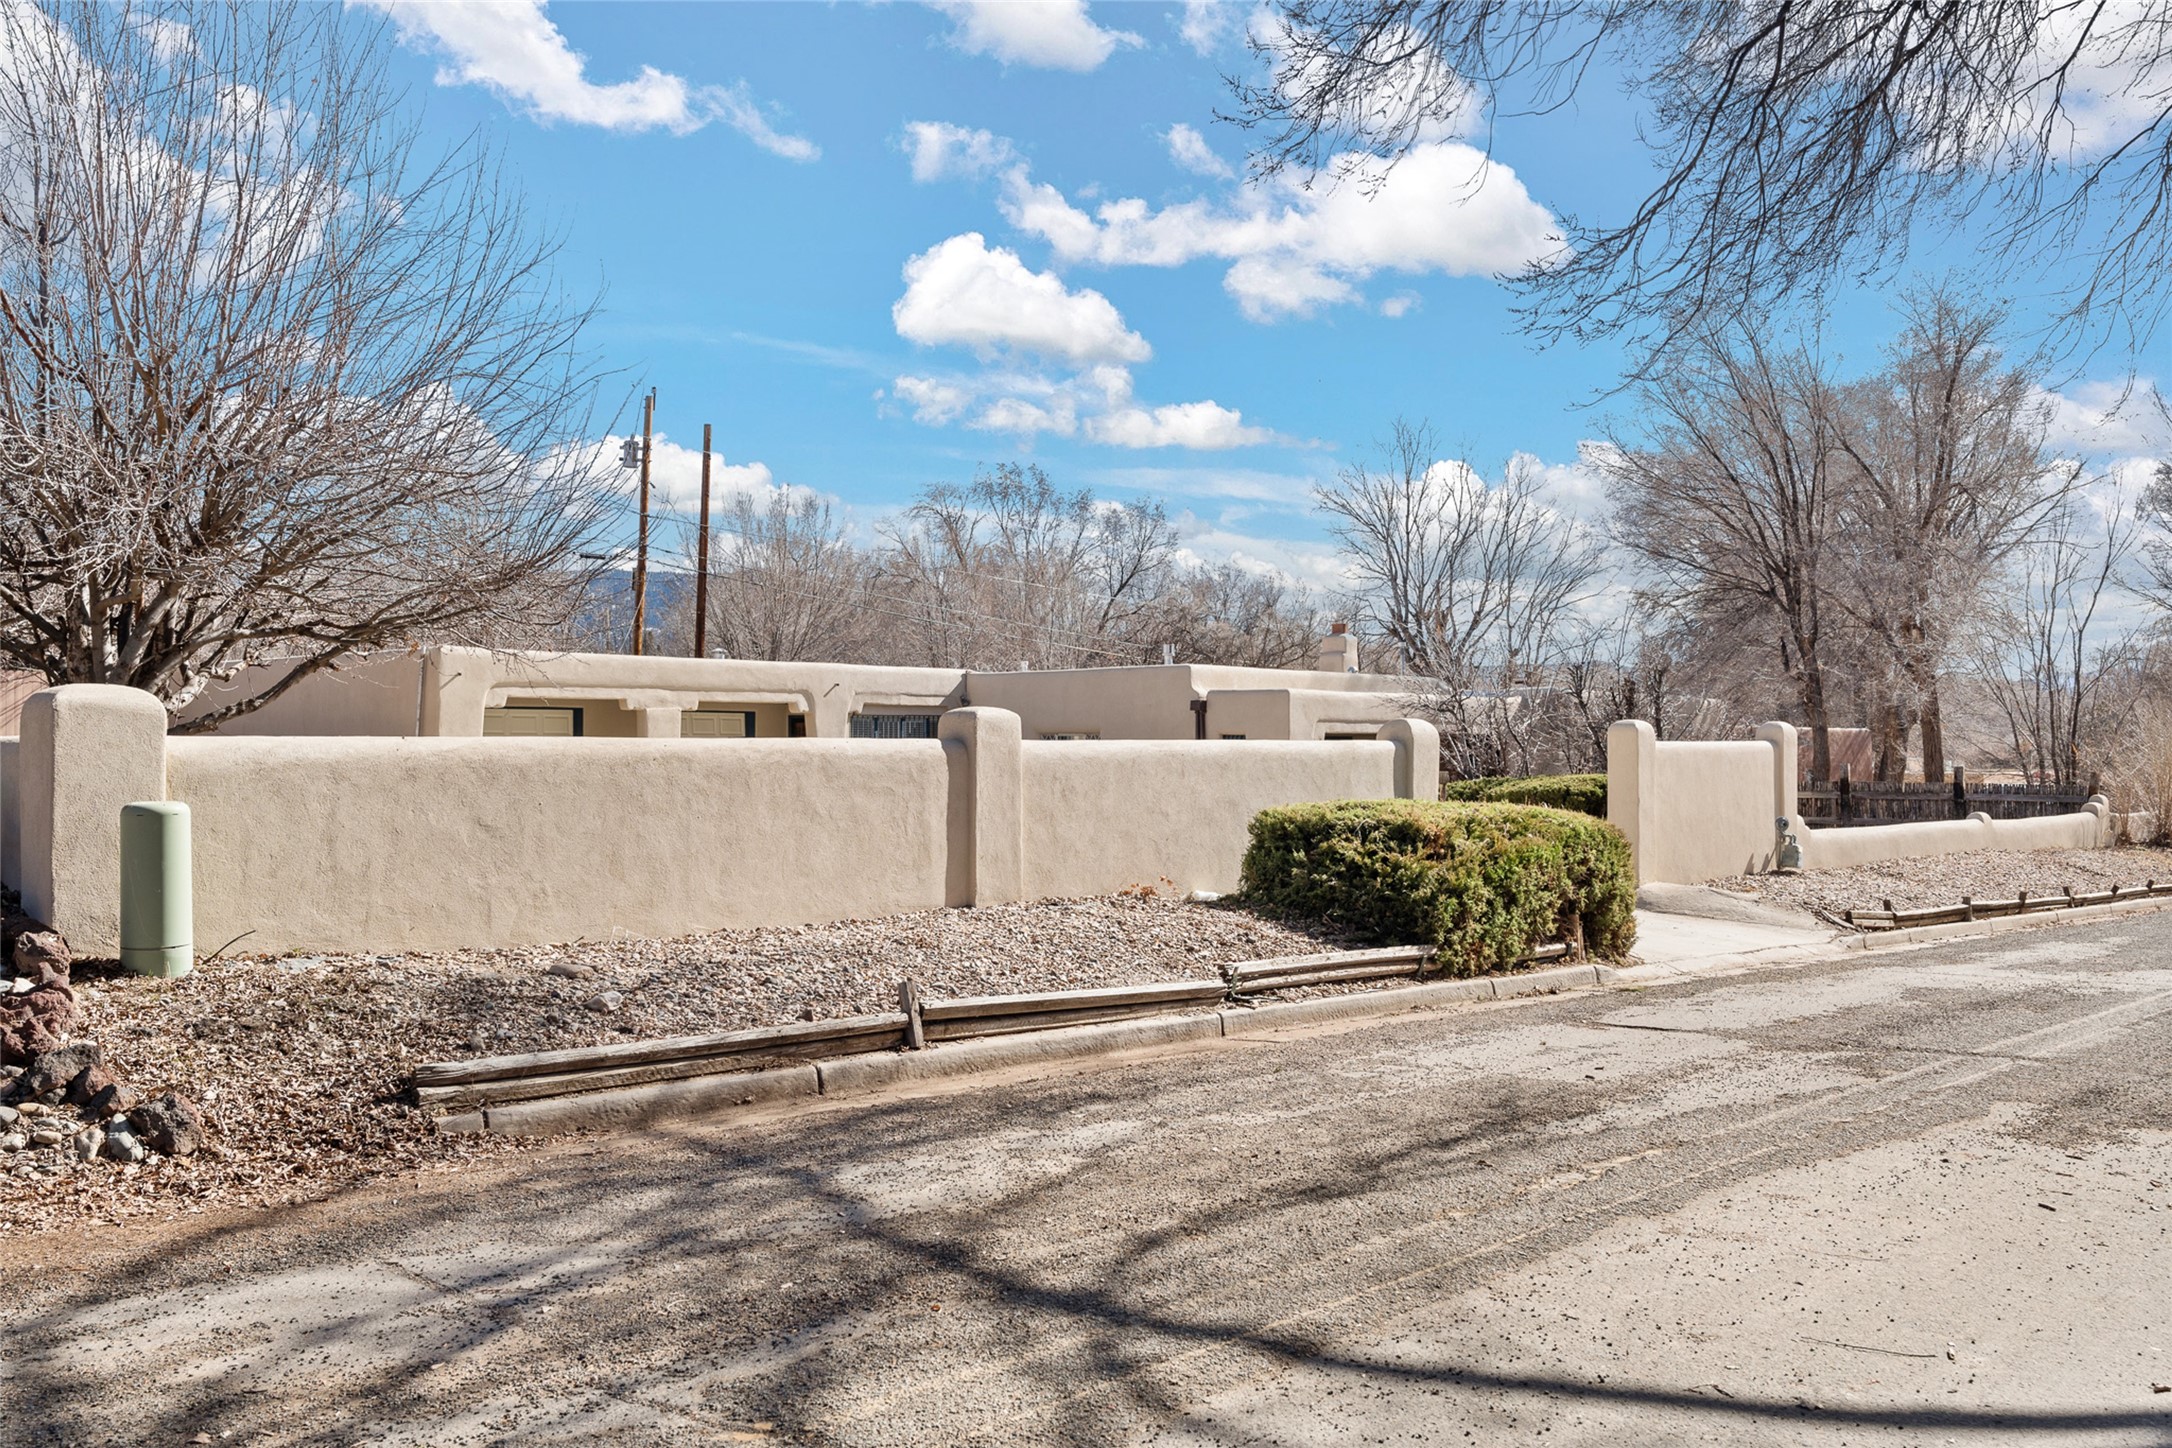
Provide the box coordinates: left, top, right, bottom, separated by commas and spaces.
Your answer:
1711, 843, 2172, 924
1, 894, 1353, 1237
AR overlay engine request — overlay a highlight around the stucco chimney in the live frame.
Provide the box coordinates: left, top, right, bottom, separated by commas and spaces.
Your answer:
1316, 622, 1359, 674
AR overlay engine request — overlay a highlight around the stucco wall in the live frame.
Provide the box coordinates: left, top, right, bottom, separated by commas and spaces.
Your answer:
166, 736, 956, 952
179, 655, 428, 736
0, 737, 16, 891
1020, 738, 1406, 898
1799, 807, 2107, 870
1609, 716, 2110, 884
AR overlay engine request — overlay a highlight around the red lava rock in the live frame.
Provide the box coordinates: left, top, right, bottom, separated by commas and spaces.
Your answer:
12, 928, 70, 981
130, 1091, 205, 1157
66, 1062, 117, 1107
86, 1080, 140, 1121
0, 989, 75, 1066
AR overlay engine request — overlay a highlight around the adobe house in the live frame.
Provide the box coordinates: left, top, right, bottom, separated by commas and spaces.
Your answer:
142, 628, 1414, 743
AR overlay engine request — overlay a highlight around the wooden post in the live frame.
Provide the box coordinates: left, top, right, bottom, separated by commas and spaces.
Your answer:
1838, 768, 1853, 826
1962, 895, 1974, 921
694, 422, 713, 660
630, 388, 654, 656
898, 979, 925, 1050
1952, 764, 1966, 820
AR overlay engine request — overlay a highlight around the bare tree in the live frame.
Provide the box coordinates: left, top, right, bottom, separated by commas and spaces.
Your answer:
1161, 562, 1326, 668
1828, 290, 2070, 779
877, 464, 1178, 669
1977, 491, 2141, 788
1317, 418, 1607, 775
671, 494, 874, 663
1598, 326, 1848, 778
0, 1, 609, 730
1237, 2, 2172, 367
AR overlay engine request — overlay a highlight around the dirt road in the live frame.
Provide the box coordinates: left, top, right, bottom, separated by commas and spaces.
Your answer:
6, 919, 2170, 1445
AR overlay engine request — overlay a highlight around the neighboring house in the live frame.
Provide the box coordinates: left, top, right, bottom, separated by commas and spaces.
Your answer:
157, 627, 1413, 743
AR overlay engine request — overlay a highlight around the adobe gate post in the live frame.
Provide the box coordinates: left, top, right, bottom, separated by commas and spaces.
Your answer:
940, 706, 1024, 907
1605, 718, 1658, 885
1380, 718, 1440, 801
19, 685, 169, 955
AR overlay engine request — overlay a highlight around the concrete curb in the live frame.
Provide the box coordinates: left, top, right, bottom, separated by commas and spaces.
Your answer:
447, 963, 1607, 1137
1842, 894, 2172, 950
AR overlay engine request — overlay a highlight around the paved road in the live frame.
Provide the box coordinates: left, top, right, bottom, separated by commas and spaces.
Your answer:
6, 919, 2172, 1446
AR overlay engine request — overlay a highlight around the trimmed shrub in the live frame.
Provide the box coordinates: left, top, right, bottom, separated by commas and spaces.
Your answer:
1439, 772, 1607, 818
1239, 799, 1635, 974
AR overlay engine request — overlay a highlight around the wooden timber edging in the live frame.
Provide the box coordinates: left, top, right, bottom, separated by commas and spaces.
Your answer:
409, 939, 1579, 1113
1842, 880, 2172, 931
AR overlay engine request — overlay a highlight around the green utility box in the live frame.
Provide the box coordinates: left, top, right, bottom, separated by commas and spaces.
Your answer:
119, 801, 192, 977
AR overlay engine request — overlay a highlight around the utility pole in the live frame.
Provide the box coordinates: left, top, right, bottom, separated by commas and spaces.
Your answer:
630, 388, 654, 655
694, 422, 713, 659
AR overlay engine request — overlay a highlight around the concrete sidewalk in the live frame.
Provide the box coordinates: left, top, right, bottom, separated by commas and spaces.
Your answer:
1623, 906, 1842, 981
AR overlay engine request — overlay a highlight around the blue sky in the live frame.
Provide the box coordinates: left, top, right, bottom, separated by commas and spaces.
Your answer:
360, 0, 2168, 587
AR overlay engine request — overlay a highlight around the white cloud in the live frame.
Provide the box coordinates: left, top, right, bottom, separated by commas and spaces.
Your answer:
1177, 1, 1237, 57
363, 0, 818, 159
1164, 122, 1234, 179
892, 374, 974, 425
1379, 292, 1420, 318
2036, 378, 2169, 459
597, 434, 784, 513
975, 394, 1078, 437
1001, 140, 1561, 321
893, 232, 1151, 365
1089, 399, 1274, 450
902, 121, 1019, 183
927, 0, 1142, 71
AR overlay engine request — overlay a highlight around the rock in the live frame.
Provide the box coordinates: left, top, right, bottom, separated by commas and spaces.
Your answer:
65, 1063, 116, 1107
103, 1123, 146, 1163
22, 1042, 102, 1099
86, 1081, 139, 1121
582, 991, 623, 1013
0, 1103, 15, 1126
12, 928, 69, 980
0, 1133, 23, 1152
14, 1101, 47, 1116
546, 962, 592, 979
0, 984, 76, 1066
29, 1126, 63, 1148
6, 977, 31, 995
72, 1127, 103, 1161
129, 1091, 205, 1157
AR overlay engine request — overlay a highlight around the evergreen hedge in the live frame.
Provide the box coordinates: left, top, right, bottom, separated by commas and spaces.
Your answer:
1239, 799, 1635, 974
1438, 773, 1608, 818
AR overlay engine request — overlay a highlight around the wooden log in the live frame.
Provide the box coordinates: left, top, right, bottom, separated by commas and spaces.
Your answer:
417, 1048, 815, 1109
1230, 964, 1434, 994
1221, 946, 1434, 984
413, 1012, 909, 1089
918, 979, 1229, 1025
921, 999, 1218, 1041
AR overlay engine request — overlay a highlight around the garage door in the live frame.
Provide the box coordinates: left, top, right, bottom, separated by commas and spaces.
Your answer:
483, 707, 583, 737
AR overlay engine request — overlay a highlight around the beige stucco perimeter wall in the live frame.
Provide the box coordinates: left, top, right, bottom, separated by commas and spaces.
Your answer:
1020, 739, 1399, 898
0, 737, 16, 890
166, 737, 954, 952
1655, 742, 1783, 882
1799, 803, 2108, 871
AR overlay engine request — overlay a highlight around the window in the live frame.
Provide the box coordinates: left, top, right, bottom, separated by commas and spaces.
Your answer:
484, 706, 583, 737
683, 710, 756, 739
851, 713, 941, 739
1041, 731, 1101, 741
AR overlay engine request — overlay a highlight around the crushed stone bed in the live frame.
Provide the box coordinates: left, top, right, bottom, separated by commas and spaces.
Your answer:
1, 896, 1355, 1237
1711, 844, 2172, 924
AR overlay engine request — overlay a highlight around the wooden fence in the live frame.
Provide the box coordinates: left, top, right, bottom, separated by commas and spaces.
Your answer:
1799, 766, 2095, 828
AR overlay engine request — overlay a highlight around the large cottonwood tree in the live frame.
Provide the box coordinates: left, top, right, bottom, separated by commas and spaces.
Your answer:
0, 1, 609, 729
